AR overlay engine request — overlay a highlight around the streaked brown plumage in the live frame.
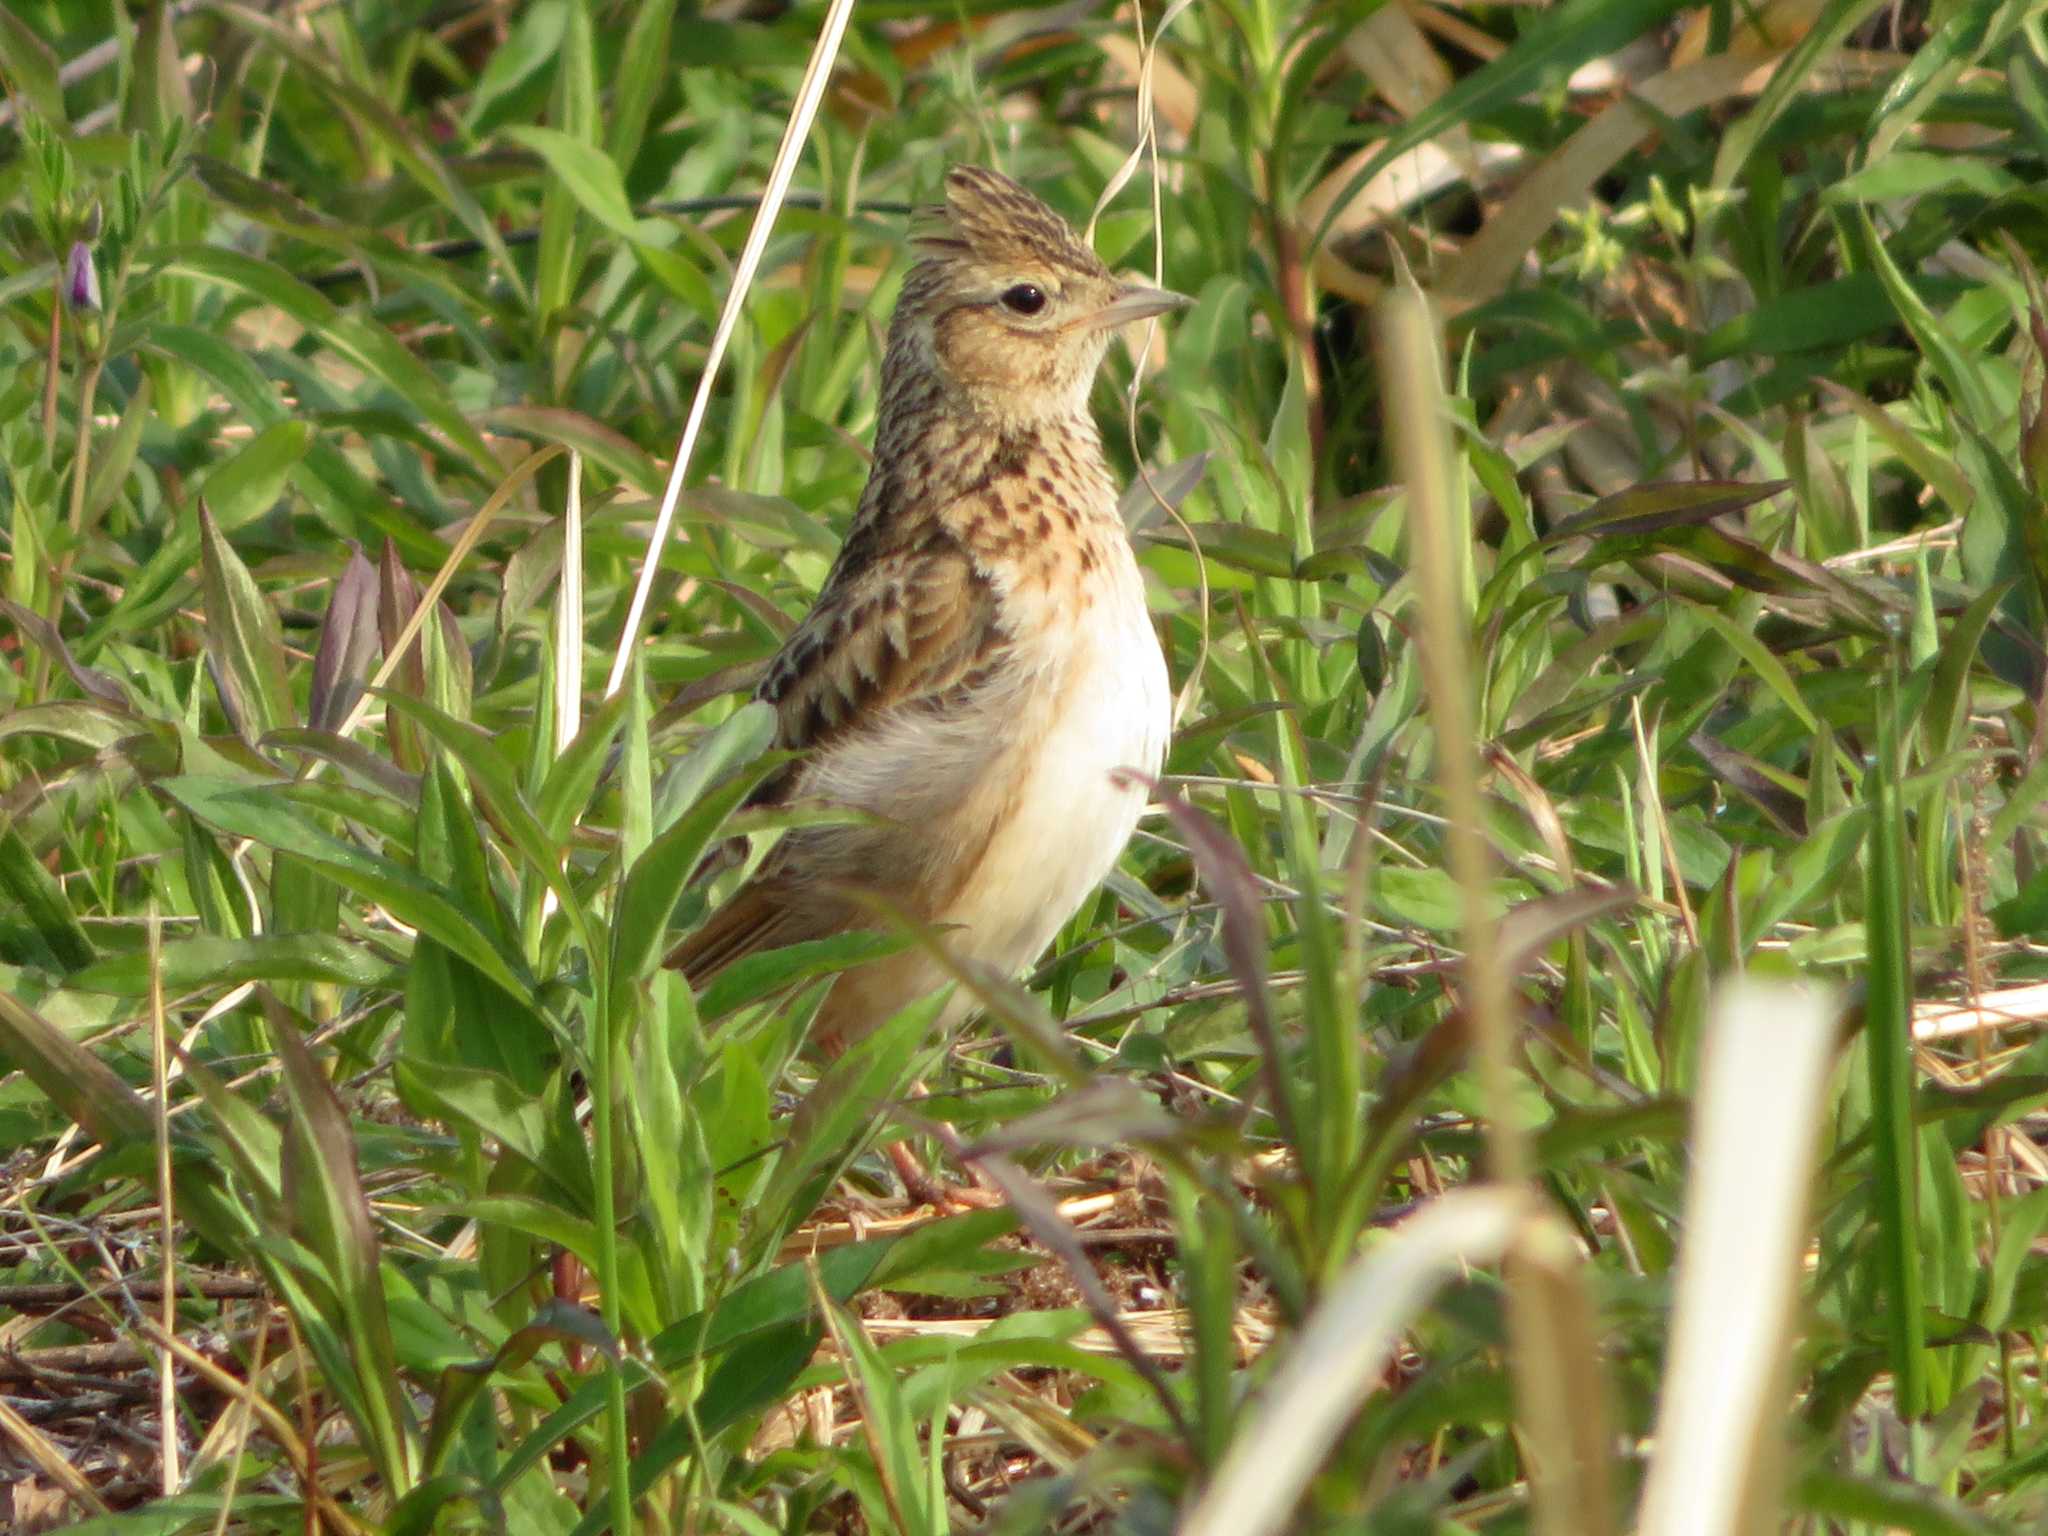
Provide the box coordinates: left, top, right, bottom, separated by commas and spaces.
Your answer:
670, 165, 1184, 1053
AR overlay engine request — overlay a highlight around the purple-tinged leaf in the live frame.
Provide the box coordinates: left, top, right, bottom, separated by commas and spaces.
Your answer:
1540, 479, 1789, 545
1149, 783, 1298, 1147
309, 545, 380, 733
263, 727, 422, 802
0, 597, 135, 710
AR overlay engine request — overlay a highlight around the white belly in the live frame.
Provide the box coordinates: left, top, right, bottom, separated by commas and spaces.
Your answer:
791, 555, 1170, 1022
948, 590, 1170, 974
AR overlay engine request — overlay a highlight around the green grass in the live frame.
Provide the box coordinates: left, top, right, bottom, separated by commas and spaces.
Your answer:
3, 1, 2048, 1532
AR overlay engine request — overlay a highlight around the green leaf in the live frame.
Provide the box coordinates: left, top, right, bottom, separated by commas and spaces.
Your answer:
196, 419, 311, 534
69, 934, 394, 995
1539, 479, 1788, 544
126, 0, 192, 136
612, 764, 777, 1000
1374, 865, 1470, 932
396, 1056, 589, 1204
159, 245, 499, 481
695, 930, 908, 1022
481, 406, 664, 495
57, 1498, 227, 1536
762, 989, 947, 1231
82, 376, 155, 528
506, 125, 662, 244
377, 693, 592, 954
208, 4, 526, 309
1859, 209, 1999, 429
465, 0, 568, 134
1156, 521, 1297, 580
0, 9, 64, 125
1862, 664, 1928, 1417
652, 700, 778, 836
160, 776, 532, 998
198, 500, 295, 743
402, 921, 557, 1097
1859, 0, 2007, 163
268, 994, 414, 1489
1696, 273, 1920, 363
1921, 580, 2009, 757
1795, 1467, 2005, 1536
1688, 602, 1819, 733
606, 0, 675, 168
534, 691, 632, 844
1826, 150, 2017, 207
1709, 0, 1889, 192
0, 820, 96, 972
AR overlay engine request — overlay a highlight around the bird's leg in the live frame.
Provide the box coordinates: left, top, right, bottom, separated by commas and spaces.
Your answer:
885, 1136, 1003, 1210
885, 1082, 1003, 1211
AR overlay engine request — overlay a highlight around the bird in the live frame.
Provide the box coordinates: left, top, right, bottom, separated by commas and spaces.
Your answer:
669, 164, 1184, 1103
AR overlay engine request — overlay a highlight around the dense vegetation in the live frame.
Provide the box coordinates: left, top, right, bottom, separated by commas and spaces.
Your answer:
3, 1, 2047, 1532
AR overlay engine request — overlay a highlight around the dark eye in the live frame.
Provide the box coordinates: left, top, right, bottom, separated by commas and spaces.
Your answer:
1000, 283, 1047, 315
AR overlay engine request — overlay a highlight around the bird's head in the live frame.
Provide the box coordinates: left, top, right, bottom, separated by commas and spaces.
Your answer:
889, 165, 1188, 425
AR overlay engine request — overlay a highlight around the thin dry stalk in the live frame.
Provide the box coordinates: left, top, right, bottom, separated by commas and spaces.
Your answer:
1378, 286, 1608, 1536
606, 0, 858, 697
0, 1394, 111, 1519
555, 449, 585, 754
149, 907, 180, 1494
1636, 979, 1839, 1536
1375, 286, 1525, 1185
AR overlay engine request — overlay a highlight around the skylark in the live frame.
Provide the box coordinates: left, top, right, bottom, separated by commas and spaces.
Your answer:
671, 165, 1185, 1059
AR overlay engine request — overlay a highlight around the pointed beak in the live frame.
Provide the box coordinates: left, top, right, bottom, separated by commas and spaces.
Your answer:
1081, 282, 1193, 332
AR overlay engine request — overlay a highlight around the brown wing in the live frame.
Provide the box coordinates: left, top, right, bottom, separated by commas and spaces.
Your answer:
759, 522, 1001, 764
666, 525, 1005, 983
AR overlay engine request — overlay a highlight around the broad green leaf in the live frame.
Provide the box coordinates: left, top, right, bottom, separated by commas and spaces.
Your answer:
536, 689, 633, 843
1860, 0, 2009, 162
160, 776, 531, 998
606, 0, 675, 167
1921, 580, 2009, 757
198, 500, 295, 743
506, 125, 663, 245
1860, 210, 1999, 429
268, 995, 414, 1488
694, 929, 907, 1022
209, 3, 526, 307
69, 934, 394, 994
1688, 602, 1819, 733
480, 406, 664, 495
0, 9, 64, 124
195, 419, 310, 533
465, 0, 568, 134
0, 820, 96, 972
613, 763, 778, 998
652, 700, 778, 836
761, 989, 946, 1231
126, 0, 192, 136
82, 376, 154, 528
58, 1498, 227, 1536
159, 245, 498, 480
396, 1056, 588, 1203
